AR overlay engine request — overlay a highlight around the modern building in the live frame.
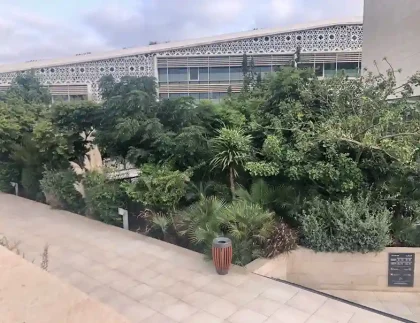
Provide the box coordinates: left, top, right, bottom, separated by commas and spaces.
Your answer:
362, 0, 420, 97
0, 18, 363, 103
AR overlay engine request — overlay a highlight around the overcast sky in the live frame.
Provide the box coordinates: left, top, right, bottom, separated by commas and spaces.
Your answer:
0, 0, 363, 64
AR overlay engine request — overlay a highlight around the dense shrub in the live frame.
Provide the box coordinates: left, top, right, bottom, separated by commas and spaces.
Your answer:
83, 171, 126, 224
124, 164, 191, 211
391, 217, 420, 247
300, 195, 392, 253
40, 169, 85, 213
0, 161, 19, 193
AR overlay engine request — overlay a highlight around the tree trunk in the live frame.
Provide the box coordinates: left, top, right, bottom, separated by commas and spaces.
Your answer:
229, 166, 235, 197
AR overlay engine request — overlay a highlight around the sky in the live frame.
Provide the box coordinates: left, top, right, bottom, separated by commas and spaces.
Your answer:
0, 0, 364, 64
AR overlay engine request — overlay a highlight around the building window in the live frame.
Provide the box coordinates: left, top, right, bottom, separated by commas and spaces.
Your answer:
189, 67, 199, 81
158, 68, 168, 82
199, 67, 209, 81
168, 68, 188, 82
169, 93, 189, 99
230, 67, 243, 81
210, 67, 229, 81
324, 62, 337, 77
315, 63, 323, 77
337, 62, 360, 77
199, 93, 209, 100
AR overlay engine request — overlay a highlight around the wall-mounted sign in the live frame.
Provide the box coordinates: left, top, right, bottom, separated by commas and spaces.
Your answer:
388, 253, 415, 287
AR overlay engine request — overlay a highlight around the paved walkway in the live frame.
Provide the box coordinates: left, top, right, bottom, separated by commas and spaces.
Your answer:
322, 290, 420, 322
0, 193, 400, 323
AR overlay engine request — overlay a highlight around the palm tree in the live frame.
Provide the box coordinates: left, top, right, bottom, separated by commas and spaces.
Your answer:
176, 196, 228, 254
210, 127, 252, 195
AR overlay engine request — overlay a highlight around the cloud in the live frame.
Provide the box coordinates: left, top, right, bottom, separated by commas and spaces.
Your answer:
84, 0, 363, 47
0, 0, 363, 64
0, 5, 108, 64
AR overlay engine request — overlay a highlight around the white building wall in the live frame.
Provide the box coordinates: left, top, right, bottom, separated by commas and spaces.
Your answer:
362, 0, 420, 96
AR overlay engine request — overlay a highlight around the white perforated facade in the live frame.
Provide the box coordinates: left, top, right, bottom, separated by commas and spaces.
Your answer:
0, 19, 363, 102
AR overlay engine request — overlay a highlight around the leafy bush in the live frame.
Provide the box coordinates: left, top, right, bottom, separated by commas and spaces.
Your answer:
0, 161, 19, 193
264, 221, 297, 258
124, 164, 191, 211
21, 167, 43, 201
83, 171, 126, 224
40, 169, 85, 213
300, 195, 392, 253
391, 217, 420, 247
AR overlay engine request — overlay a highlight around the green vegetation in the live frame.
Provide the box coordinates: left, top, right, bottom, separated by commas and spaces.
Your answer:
1, 62, 420, 264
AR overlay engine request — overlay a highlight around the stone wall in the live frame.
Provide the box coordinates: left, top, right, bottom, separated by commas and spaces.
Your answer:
248, 247, 420, 292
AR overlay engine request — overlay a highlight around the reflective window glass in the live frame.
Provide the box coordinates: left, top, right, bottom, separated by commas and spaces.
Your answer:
158, 68, 168, 82
337, 62, 360, 77
199, 67, 209, 81
168, 68, 188, 82
189, 67, 199, 81
210, 67, 229, 81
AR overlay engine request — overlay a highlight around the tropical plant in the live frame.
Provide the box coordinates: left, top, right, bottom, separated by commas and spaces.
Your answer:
235, 179, 275, 209
224, 200, 275, 265
210, 127, 252, 195
176, 196, 228, 254
138, 209, 175, 242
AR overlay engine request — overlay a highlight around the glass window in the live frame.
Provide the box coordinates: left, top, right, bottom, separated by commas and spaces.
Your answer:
210, 67, 229, 81
230, 67, 243, 81
258, 66, 272, 78
199, 67, 209, 81
199, 93, 209, 100
189, 93, 199, 100
337, 62, 360, 77
69, 95, 87, 101
168, 68, 188, 82
159, 93, 169, 99
324, 62, 337, 77
315, 63, 323, 77
189, 67, 199, 81
52, 95, 69, 102
158, 68, 168, 82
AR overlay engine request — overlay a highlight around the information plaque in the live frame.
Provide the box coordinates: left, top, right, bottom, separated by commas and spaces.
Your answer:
388, 253, 415, 287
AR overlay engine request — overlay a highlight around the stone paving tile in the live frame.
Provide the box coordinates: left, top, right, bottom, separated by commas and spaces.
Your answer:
140, 312, 177, 323
161, 301, 199, 322
285, 290, 328, 314
182, 311, 224, 323
269, 303, 312, 323
227, 308, 267, 323
124, 283, 154, 301
163, 281, 198, 299
0, 193, 404, 323
244, 295, 283, 317
139, 291, 179, 312
202, 298, 238, 319
123, 303, 156, 323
